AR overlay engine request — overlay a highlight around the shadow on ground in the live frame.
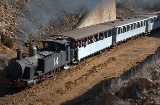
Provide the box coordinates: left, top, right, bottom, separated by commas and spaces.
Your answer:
61, 46, 160, 105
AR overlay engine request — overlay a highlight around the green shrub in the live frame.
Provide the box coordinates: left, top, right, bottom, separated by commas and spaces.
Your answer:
2, 37, 14, 48
152, 2, 160, 11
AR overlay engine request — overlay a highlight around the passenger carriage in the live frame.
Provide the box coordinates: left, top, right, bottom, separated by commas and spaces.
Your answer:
101, 16, 149, 43
55, 12, 160, 62
56, 25, 114, 61
138, 12, 160, 31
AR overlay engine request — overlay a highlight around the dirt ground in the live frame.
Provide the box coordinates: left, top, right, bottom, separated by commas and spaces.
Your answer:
0, 31, 160, 105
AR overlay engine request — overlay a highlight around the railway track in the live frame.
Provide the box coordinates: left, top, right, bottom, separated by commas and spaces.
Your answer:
0, 83, 11, 96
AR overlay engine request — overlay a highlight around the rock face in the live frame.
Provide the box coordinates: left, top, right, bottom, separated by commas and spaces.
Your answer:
105, 93, 118, 102
98, 92, 118, 104
136, 78, 155, 89
152, 70, 160, 80
117, 87, 128, 99
77, 0, 116, 28
117, 83, 142, 99
152, 70, 160, 76
116, 78, 156, 99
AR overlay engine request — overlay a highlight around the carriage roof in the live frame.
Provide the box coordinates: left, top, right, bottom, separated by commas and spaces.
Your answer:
42, 38, 68, 44
138, 14, 159, 18
55, 25, 113, 40
101, 16, 147, 27
146, 11, 160, 15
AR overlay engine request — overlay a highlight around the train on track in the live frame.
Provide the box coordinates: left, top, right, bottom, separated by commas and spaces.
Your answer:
0, 11, 160, 88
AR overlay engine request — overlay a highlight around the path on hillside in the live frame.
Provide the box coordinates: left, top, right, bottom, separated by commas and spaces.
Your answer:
0, 31, 160, 105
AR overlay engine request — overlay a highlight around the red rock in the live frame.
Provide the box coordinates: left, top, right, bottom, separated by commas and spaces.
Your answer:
136, 78, 155, 89
117, 87, 128, 99
99, 93, 118, 102
152, 70, 160, 76
106, 93, 117, 101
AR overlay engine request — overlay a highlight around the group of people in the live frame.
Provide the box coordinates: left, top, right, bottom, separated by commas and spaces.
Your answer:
75, 34, 105, 49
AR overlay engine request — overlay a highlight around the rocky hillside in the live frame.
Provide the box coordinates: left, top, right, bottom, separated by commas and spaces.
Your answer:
116, 0, 160, 19
0, 0, 160, 41
0, 0, 160, 42
0, 1, 159, 104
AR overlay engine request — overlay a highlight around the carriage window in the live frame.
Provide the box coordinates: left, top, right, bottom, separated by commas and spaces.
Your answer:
104, 31, 108, 38
156, 17, 158, 22
76, 40, 81, 48
123, 26, 126, 33
157, 17, 160, 21
88, 37, 92, 44
85, 38, 88, 45
158, 17, 160, 21
127, 25, 131, 31
144, 21, 146, 26
42, 42, 60, 52
43, 43, 49, 49
108, 30, 112, 37
154, 17, 156, 22
82, 38, 88, 47
150, 18, 154, 23
90, 36, 95, 44
94, 34, 99, 41
154, 18, 156, 22
141, 21, 143, 27
131, 24, 133, 30
139, 22, 141, 27
118, 27, 121, 34
82, 39, 85, 47
137, 22, 140, 28
134, 23, 136, 29
99, 33, 104, 40
45, 43, 48, 48
154, 17, 157, 22
92, 36, 96, 42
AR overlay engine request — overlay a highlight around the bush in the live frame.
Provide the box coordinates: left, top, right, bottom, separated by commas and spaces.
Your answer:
2, 37, 14, 48
152, 3, 160, 11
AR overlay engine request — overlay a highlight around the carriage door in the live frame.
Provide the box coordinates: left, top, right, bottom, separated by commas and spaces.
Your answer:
112, 28, 117, 46
146, 18, 151, 32
65, 43, 70, 62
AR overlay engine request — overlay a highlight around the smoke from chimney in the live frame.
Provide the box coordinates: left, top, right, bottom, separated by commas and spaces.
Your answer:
18, 0, 101, 41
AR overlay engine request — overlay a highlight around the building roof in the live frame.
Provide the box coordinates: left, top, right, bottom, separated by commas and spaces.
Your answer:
55, 25, 113, 40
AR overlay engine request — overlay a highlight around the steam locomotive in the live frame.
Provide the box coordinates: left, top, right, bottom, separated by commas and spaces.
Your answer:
0, 38, 73, 87
0, 11, 160, 87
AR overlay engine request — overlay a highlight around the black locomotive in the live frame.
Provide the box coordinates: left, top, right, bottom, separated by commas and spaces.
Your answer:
0, 38, 75, 87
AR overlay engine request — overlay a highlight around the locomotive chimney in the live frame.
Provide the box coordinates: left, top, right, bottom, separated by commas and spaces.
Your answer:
29, 45, 37, 57
17, 49, 22, 60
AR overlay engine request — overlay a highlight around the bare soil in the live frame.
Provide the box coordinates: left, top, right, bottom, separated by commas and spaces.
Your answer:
0, 30, 160, 105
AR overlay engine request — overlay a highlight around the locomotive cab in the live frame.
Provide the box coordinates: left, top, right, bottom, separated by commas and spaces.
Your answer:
42, 38, 67, 51
41, 38, 71, 62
